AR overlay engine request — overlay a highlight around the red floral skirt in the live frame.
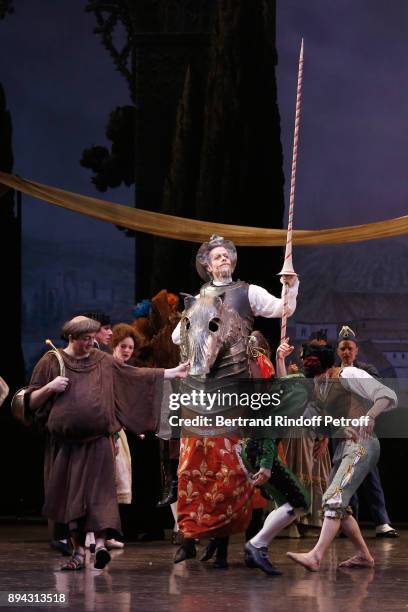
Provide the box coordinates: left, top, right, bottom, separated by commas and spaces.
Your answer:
177, 436, 254, 539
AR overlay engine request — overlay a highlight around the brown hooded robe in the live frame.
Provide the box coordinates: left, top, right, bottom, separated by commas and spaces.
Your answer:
28, 349, 163, 533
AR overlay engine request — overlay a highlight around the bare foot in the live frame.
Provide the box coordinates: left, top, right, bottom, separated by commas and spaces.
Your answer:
338, 554, 374, 569
286, 551, 320, 572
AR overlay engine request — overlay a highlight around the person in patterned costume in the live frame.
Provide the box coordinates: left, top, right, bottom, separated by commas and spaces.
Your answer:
287, 343, 397, 571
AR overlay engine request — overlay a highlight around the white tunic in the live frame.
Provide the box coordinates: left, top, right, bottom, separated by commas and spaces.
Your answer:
339, 366, 397, 409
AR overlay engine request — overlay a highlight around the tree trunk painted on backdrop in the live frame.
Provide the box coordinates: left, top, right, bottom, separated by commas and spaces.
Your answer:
153, 0, 285, 348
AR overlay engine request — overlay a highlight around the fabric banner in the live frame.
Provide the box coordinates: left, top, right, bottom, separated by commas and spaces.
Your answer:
0, 171, 407, 245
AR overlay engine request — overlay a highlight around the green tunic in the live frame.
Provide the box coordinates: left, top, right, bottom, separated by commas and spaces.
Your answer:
241, 374, 310, 511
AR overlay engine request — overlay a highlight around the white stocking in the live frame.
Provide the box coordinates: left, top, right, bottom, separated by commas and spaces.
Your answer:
171, 502, 179, 532
250, 503, 296, 548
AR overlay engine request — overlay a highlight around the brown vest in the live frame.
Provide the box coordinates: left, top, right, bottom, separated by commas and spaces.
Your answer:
315, 367, 367, 420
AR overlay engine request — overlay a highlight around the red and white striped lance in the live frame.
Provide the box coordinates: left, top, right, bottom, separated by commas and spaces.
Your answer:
279, 38, 304, 343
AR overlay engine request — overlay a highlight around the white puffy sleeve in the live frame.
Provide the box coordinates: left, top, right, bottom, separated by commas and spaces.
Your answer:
248, 278, 299, 318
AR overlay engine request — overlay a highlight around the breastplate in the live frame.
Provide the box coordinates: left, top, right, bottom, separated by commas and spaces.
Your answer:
200, 280, 254, 336
200, 280, 254, 378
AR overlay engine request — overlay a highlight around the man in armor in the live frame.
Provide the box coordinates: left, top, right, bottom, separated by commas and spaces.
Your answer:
171, 235, 299, 567
172, 234, 299, 355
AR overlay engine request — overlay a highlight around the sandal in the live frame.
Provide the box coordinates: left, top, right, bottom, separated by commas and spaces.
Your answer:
61, 552, 85, 571
94, 546, 111, 569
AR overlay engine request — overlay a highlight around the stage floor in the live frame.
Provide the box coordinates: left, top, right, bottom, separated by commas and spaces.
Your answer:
0, 525, 406, 611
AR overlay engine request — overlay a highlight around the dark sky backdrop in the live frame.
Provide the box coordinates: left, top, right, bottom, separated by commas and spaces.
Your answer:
1, 0, 132, 242
0, 2, 406, 233
0, 1, 407, 363
277, 0, 408, 229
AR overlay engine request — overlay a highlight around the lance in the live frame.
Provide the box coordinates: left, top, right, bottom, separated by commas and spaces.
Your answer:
279, 38, 304, 343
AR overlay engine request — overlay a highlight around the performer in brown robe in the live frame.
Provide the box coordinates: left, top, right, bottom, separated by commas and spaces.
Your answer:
27, 316, 188, 570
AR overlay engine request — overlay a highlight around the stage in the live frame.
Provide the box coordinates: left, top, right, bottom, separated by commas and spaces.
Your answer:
0, 525, 406, 611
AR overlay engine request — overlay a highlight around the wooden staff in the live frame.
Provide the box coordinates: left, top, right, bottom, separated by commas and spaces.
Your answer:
279, 39, 304, 343
45, 339, 66, 377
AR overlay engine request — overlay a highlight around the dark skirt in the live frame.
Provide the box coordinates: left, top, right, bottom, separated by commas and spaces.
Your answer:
43, 435, 121, 533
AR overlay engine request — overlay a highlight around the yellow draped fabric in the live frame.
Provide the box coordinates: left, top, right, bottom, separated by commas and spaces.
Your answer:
0, 171, 407, 245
